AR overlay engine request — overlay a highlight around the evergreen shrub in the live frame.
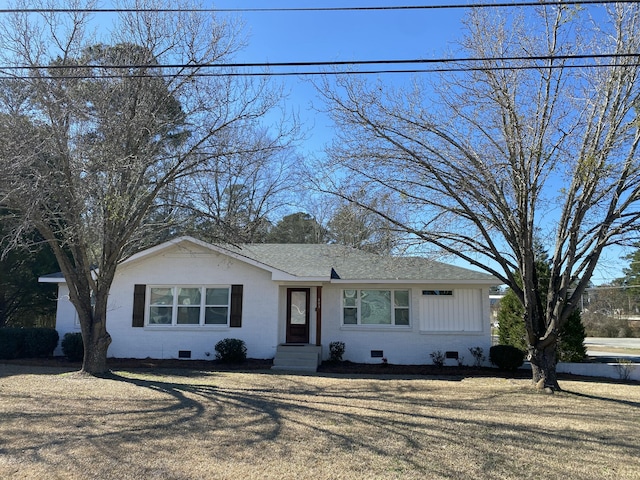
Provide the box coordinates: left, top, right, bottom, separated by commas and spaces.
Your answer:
214, 338, 247, 363
61, 332, 84, 362
0, 328, 60, 359
0, 328, 24, 359
498, 289, 587, 363
23, 328, 59, 357
489, 345, 525, 370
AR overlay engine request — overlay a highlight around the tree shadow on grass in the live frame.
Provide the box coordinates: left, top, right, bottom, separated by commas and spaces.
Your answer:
102, 370, 640, 476
2, 367, 639, 478
562, 388, 640, 409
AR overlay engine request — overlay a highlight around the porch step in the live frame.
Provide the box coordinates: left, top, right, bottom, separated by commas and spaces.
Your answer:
271, 344, 322, 372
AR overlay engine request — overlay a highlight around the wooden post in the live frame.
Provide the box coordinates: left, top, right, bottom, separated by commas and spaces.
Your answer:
315, 286, 322, 346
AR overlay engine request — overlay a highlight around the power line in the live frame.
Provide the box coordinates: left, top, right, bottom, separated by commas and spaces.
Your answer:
2, 63, 638, 78
3, 53, 639, 71
1, 53, 637, 78
0, 0, 638, 13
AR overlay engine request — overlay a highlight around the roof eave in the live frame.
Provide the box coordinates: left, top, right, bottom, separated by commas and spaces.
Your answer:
330, 278, 500, 285
272, 273, 330, 282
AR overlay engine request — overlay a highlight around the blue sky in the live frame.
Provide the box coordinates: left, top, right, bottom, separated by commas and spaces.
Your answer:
210, 2, 629, 284
0, 1, 630, 283
216, 1, 467, 62
212, 1, 468, 155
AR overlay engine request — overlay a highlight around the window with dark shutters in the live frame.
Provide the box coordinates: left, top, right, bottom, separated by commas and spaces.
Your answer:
132, 284, 146, 327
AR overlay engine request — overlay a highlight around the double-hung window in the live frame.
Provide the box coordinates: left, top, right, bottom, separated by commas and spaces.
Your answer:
148, 286, 231, 326
342, 289, 410, 326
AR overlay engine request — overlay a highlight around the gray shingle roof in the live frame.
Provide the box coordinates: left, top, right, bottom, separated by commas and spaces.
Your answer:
39, 239, 499, 284
222, 243, 497, 283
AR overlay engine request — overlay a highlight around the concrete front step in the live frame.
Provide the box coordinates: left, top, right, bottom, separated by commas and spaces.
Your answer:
271, 344, 322, 372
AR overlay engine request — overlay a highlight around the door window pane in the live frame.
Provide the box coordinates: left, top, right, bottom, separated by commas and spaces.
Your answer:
290, 291, 307, 325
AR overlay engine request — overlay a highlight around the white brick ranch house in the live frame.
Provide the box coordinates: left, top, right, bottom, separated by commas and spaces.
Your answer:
41, 236, 499, 370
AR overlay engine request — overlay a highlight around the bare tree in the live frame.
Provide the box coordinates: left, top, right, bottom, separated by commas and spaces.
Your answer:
327, 196, 401, 254
0, 0, 294, 373
266, 211, 330, 244
185, 129, 301, 243
316, 4, 640, 390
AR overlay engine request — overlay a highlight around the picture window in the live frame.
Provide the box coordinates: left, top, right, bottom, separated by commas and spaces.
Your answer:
148, 286, 230, 326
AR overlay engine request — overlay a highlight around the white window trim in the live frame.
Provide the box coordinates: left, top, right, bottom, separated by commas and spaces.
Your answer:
146, 285, 231, 327
341, 288, 411, 327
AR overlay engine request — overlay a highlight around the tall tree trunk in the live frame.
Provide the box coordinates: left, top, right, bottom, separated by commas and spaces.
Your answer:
79, 293, 112, 375
81, 329, 112, 374
529, 343, 559, 391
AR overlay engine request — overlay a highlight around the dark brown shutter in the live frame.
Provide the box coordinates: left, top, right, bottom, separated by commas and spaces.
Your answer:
230, 284, 243, 327
132, 284, 146, 327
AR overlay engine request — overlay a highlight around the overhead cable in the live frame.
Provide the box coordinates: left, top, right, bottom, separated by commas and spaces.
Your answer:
0, 53, 638, 78
0, 0, 638, 13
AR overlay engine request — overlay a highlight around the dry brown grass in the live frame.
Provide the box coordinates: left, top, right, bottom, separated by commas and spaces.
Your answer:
0, 364, 638, 480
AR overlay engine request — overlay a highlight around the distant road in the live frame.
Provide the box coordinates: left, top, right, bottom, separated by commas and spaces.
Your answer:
585, 337, 640, 363
585, 337, 640, 349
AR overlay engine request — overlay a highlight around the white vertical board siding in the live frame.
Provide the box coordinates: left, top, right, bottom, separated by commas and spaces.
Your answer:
420, 289, 483, 332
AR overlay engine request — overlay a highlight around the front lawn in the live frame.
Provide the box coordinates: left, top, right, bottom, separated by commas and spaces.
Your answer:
0, 364, 638, 479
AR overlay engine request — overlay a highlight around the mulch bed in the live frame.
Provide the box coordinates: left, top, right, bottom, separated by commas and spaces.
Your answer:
317, 360, 533, 378
1, 356, 533, 378
1, 357, 616, 382
0, 357, 273, 371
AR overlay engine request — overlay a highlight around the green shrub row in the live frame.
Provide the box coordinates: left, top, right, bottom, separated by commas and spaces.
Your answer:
0, 328, 59, 359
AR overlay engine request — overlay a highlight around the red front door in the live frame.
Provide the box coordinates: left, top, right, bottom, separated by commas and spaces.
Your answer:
286, 288, 310, 344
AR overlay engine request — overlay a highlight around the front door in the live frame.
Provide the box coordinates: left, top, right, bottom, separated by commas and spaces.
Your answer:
286, 288, 310, 344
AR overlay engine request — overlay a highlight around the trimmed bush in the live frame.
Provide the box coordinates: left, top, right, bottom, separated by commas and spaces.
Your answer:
214, 338, 247, 363
23, 328, 59, 357
61, 332, 84, 362
0, 328, 59, 359
0, 328, 24, 359
329, 341, 345, 362
489, 345, 525, 370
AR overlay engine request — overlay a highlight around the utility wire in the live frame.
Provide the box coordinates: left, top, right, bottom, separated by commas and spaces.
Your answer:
1, 52, 638, 70
0, 3, 637, 78
0, 53, 638, 78
2, 63, 638, 78
0, 0, 638, 13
